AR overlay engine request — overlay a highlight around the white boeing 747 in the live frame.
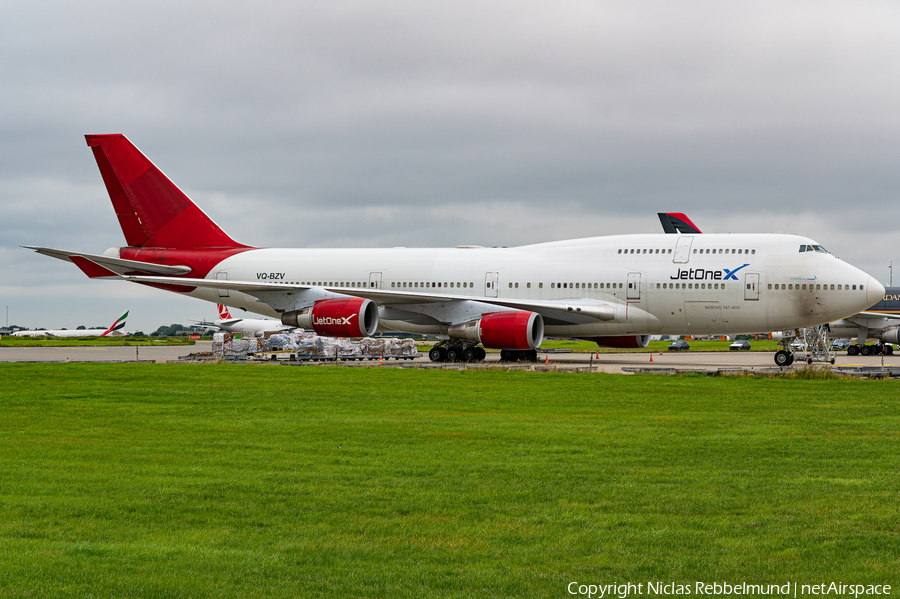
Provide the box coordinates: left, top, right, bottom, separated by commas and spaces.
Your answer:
26, 134, 883, 365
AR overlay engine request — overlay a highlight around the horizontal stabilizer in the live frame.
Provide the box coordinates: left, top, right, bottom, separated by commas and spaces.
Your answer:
24, 246, 192, 277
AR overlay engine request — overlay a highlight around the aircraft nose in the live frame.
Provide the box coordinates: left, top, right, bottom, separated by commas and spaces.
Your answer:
867, 276, 885, 308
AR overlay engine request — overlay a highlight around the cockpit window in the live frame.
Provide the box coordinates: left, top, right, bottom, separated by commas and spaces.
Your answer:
799, 244, 829, 253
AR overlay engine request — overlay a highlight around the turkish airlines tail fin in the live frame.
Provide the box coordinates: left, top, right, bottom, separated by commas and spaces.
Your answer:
217, 304, 232, 319
85, 134, 247, 250
100, 311, 129, 337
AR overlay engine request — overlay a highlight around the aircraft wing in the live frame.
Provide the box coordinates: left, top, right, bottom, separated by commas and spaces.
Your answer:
853, 311, 900, 320
122, 275, 620, 324
24, 247, 192, 277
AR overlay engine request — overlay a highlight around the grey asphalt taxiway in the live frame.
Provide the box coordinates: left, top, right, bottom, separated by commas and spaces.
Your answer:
2, 342, 899, 373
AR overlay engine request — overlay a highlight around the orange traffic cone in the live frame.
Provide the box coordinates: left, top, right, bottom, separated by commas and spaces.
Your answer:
649, 353, 654, 362
596, 352, 600, 359
659, 350, 663, 355
545, 355, 549, 365
379, 355, 383, 365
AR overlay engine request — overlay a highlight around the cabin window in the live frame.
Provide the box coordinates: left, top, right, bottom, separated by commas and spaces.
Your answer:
693, 249, 697, 254
539, 283, 543, 288
668, 249, 672, 253
508, 282, 513, 288
515, 283, 519, 288
751, 249, 756, 254
768, 284, 772, 289
852, 285, 857, 290
618, 249, 622, 254
830, 284, 835, 290
551, 283, 555, 288
656, 283, 660, 289
527, 283, 531, 288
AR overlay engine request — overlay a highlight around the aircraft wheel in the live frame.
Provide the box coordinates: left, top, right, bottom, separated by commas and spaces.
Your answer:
831, 358, 835, 364
807, 358, 813, 365
847, 345, 860, 356
463, 347, 477, 362
446, 348, 461, 362
787, 353, 795, 365
500, 349, 512, 362
475, 347, 486, 361
774, 350, 791, 366
428, 346, 446, 363
887, 345, 894, 355
860, 345, 871, 356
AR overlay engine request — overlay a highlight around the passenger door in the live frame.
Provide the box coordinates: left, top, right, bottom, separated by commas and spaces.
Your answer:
368, 272, 382, 289
673, 236, 693, 263
216, 271, 229, 298
744, 273, 760, 300
627, 272, 641, 300
485, 272, 499, 298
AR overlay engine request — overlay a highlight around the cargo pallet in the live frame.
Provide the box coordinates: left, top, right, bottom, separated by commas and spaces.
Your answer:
282, 353, 422, 362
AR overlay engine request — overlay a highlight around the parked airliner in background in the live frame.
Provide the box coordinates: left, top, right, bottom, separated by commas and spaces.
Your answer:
12, 311, 129, 337
208, 304, 294, 337
25, 134, 884, 364
827, 287, 900, 355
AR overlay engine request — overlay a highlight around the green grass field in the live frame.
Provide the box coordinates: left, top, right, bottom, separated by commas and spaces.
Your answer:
1, 364, 897, 597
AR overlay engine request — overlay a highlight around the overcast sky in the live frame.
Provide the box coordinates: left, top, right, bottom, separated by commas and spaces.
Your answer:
2, 0, 900, 332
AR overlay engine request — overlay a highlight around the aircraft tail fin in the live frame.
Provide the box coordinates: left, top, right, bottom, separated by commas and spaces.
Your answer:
217, 304, 232, 319
658, 212, 702, 234
100, 310, 129, 337
85, 134, 247, 250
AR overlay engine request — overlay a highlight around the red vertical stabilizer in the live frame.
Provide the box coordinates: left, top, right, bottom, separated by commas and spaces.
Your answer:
85, 134, 248, 249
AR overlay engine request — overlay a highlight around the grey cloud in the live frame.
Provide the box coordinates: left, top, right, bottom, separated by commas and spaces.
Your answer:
3, 0, 900, 332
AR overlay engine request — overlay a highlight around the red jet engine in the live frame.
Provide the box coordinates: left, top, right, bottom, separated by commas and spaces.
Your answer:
281, 298, 378, 337
449, 311, 544, 350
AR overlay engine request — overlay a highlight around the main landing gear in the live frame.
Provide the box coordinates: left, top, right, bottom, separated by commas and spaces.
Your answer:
847, 344, 893, 356
428, 341, 486, 363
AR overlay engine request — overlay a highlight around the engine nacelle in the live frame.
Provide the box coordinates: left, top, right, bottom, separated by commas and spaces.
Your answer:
590, 335, 651, 349
281, 298, 378, 337
448, 311, 544, 350
880, 327, 900, 345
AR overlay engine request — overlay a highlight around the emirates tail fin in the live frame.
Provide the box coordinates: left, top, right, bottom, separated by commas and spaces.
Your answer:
100, 311, 129, 337
85, 134, 247, 250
